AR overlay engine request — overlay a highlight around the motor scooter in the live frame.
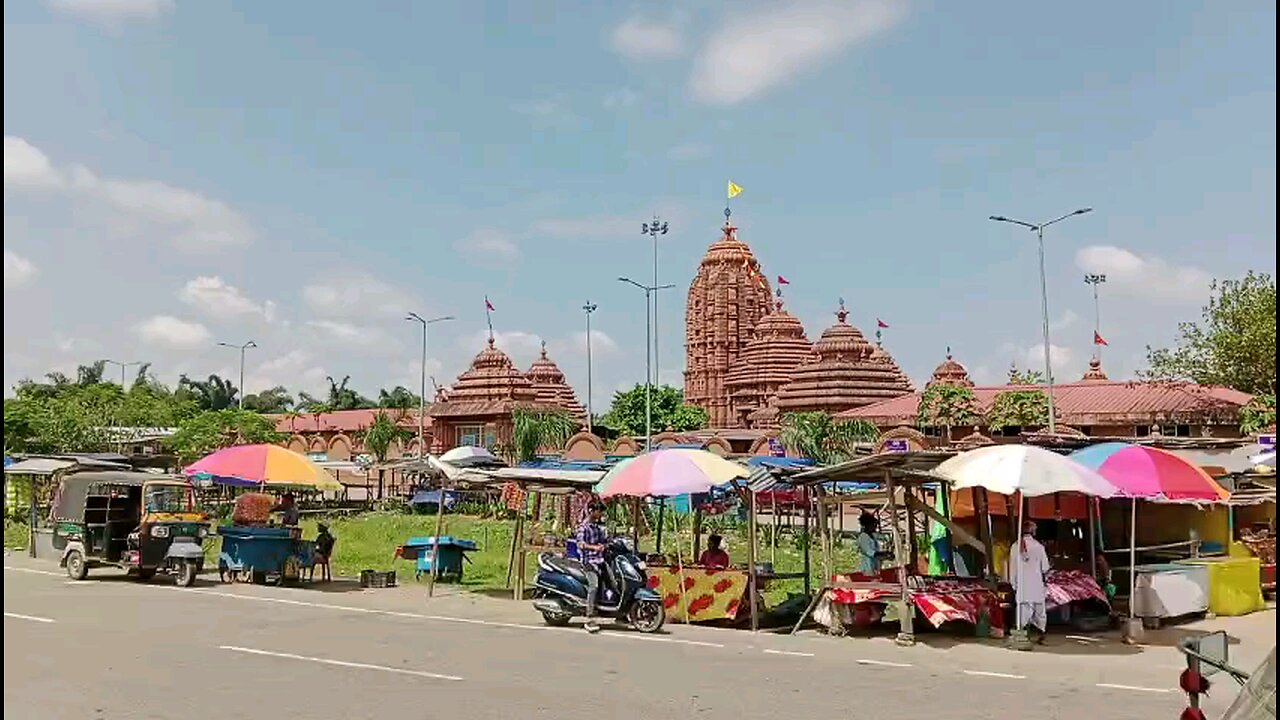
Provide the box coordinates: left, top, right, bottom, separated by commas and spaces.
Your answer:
531, 537, 666, 633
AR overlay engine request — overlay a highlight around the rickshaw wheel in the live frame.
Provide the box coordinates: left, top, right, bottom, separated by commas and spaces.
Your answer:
279, 556, 301, 586
177, 560, 198, 587
65, 550, 88, 581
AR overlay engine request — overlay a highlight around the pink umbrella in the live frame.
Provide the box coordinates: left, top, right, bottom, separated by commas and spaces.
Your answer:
1069, 443, 1229, 501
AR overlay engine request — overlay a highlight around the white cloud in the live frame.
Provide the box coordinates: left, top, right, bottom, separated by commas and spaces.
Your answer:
4, 136, 252, 250
512, 96, 577, 126
301, 273, 412, 319
610, 16, 686, 60
134, 315, 211, 349
603, 88, 640, 110
563, 330, 620, 358
4, 250, 37, 289
666, 142, 712, 162
455, 228, 520, 264
45, 0, 174, 27
1024, 343, 1076, 383
1049, 309, 1080, 333
179, 276, 276, 322
246, 350, 327, 395
305, 320, 386, 345
1075, 245, 1214, 305
534, 203, 688, 242
689, 0, 908, 105
460, 329, 545, 368
4, 136, 62, 188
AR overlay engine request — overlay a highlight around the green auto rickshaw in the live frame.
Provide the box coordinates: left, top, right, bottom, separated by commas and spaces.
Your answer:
51, 471, 208, 586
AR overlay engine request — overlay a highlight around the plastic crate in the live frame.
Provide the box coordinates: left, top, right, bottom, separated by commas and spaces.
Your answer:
360, 570, 397, 589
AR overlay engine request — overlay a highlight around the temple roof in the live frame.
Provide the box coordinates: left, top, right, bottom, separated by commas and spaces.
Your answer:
526, 341, 587, 423
927, 348, 974, 388
428, 337, 547, 418
725, 294, 813, 393
868, 342, 916, 393
773, 301, 915, 414
1081, 356, 1110, 382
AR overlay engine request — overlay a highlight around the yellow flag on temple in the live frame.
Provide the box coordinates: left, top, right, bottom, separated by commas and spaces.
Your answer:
727, 180, 743, 199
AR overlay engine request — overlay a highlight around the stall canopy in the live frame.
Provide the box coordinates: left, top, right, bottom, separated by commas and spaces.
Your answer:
791, 451, 956, 485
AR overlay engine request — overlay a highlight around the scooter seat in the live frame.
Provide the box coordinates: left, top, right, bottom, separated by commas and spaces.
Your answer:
540, 553, 589, 582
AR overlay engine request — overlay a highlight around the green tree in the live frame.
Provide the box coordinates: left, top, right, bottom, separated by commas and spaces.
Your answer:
1144, 271, 1276, 395
512, 408, 579, 462
165, 410, 285, 462
917, 384, 980, 442
362, 410, 412, 498
601, 384, 709, 436
242, 386, 294, 413
1239, 393, 1276, 435
1007, 367, 1045, 385
177, 374, 239, 411
325, 375, 375, 410
377, 385, 421, 409
985, 389, 1051, 431
779, 411, 878, 464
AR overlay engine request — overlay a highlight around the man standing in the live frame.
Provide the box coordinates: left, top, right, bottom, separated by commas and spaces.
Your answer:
575, 500, 609, 634
1009, 520, 1051, 643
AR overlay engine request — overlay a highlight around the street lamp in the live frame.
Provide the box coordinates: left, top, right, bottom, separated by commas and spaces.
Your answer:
641, 217, 669, 388
217, 340, 257, 409
989, 208, 1092, 433
618, 277, 675, 451
582, 301, 598, 429
103, 359, 142, 389
405, 313, 455, 457
1084, 274, 1107, 360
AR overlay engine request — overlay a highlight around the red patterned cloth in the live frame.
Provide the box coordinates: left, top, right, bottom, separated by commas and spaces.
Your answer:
1045, 569, 1109, 609
500, 482, 527, 512
828, 575, 1004, 630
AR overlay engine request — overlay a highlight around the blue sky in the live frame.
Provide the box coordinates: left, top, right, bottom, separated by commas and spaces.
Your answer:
4, 0, 1276, 405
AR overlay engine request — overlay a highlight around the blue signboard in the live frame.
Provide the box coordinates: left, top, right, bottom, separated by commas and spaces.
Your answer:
1259, 434, 1275, 450
767, 438, 785, 457
883, 438, 909, 453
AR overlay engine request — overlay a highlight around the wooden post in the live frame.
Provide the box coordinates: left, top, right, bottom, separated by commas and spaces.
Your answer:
747, 489, 760, 633
770, 493, 779, 566
426, 479, 448, 598
631, 497, 640, 548
938, 485, 955, 574
1087, 497, 1097, 582
515, 505, 529, 601
506, 511, 523, 591
28, 477, 38, 559
905, 485, 920, 575
975, 488, 998, 581
692, 507, 703, 564
814, 484, 833, 582
884, 470, 913, 645
655, 498, 666, 553
802, 485, 812, 597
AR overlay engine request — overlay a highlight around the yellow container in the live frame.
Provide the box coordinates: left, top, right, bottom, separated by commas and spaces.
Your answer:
1179, 557, 1266, 616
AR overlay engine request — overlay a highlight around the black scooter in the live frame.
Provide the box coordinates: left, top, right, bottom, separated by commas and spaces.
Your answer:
531, 538, 666, 633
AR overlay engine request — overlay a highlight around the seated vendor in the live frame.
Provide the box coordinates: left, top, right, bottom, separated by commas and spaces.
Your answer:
698, 534, 731, 569
272, 493, 300, 526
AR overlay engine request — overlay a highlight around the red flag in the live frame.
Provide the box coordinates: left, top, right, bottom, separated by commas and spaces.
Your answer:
877, 319, 889, 329
777, 275, 790, 285
1094, 331, 1108, 346
485, 296, 495, 312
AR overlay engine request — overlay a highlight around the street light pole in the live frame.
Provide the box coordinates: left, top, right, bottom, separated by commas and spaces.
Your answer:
619, 277, 675, 451
405, 313, 455, 457
988, 208, 1093, 434
642, 217, 669, 389
582, 301, 598, 429
103, 359, 142, 390
1084, 274, 1107, 360
217, 341, 257, 409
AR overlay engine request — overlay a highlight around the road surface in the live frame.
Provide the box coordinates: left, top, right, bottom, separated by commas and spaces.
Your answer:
4, 557, 1244, 719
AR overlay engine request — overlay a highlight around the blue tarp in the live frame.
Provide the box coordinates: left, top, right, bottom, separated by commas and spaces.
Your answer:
409, 489, 459, 510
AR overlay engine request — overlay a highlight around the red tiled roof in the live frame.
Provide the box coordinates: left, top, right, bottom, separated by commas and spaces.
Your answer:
271, 409, 425, 434
838, 380, 1253, 426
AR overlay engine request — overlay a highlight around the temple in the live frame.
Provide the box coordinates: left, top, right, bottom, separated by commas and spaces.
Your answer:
526, 341, 588, 426
723, 290, 813, 429
684, 212, 774, 427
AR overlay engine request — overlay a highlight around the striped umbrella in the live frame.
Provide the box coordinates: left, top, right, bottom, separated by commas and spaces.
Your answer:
594, 449, 749, 498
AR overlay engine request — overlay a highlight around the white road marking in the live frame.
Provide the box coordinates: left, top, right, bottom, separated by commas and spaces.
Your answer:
219, 645, 463, 681
1095, 683, 1171, 694
763, 649, 815, 658
5, 566, 63, 577
964, 670, 1026, 679
856, 658, 913, 668
4, 612, 56, 623
8, 565, 725, 649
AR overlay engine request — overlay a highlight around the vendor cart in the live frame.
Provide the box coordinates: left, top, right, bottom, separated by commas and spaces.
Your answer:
396, 536, 477, 581
217, 525, 315, 585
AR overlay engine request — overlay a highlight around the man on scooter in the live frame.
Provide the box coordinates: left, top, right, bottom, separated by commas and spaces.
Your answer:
575, 499, 609, 633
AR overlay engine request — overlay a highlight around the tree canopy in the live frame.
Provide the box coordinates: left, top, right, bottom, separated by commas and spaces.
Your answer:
512, 408, 579, 461
779, 411, 878, 464
985, 389, 1051, 431
1144, 271, 1275, 395
600, 384, 709, 436
916, 384, 980, 440
165, 410, 285, 462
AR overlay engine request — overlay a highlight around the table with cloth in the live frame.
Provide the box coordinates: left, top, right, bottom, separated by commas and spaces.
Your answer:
1045, 569, 1110, 609
645, 566, 752, 623
817, 571, 1006, 634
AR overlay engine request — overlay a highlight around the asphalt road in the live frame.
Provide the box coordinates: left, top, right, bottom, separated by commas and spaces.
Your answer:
3, 558, 1241, 720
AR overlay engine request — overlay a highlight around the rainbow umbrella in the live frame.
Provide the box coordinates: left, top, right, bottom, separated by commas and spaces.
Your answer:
184, 444, 342, 492
1068, 442, 1229, 501
594, 449, 749, 498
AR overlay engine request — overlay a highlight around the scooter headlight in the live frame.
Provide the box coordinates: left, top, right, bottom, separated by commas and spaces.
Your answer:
196, 526, 208, 539
151, 525, 170, 538
635, 561, 647, 570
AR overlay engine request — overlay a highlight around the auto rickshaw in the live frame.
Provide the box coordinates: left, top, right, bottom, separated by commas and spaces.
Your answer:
50, 471, 207, 586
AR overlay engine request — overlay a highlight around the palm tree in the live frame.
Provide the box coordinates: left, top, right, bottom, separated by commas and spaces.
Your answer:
363, 410, 410, 498
75, 361, 107, 386
778, 411, 878, 465
325, 375, 374, 410
177, 374, 239, 411
242, 386, 294, 413
512, 409, 578, 463
376, 385, 420, 409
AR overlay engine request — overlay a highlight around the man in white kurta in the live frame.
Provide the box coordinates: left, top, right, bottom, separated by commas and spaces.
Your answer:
1008, 521, 1051, 635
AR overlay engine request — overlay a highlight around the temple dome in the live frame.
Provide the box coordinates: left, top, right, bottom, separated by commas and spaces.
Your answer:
1080, 356, 1109, 382
526, 341, 587, 424
724, 294, 813, 428
773, 301, 915, 414
927, 348, 974, 388
428, 336, 541, 417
